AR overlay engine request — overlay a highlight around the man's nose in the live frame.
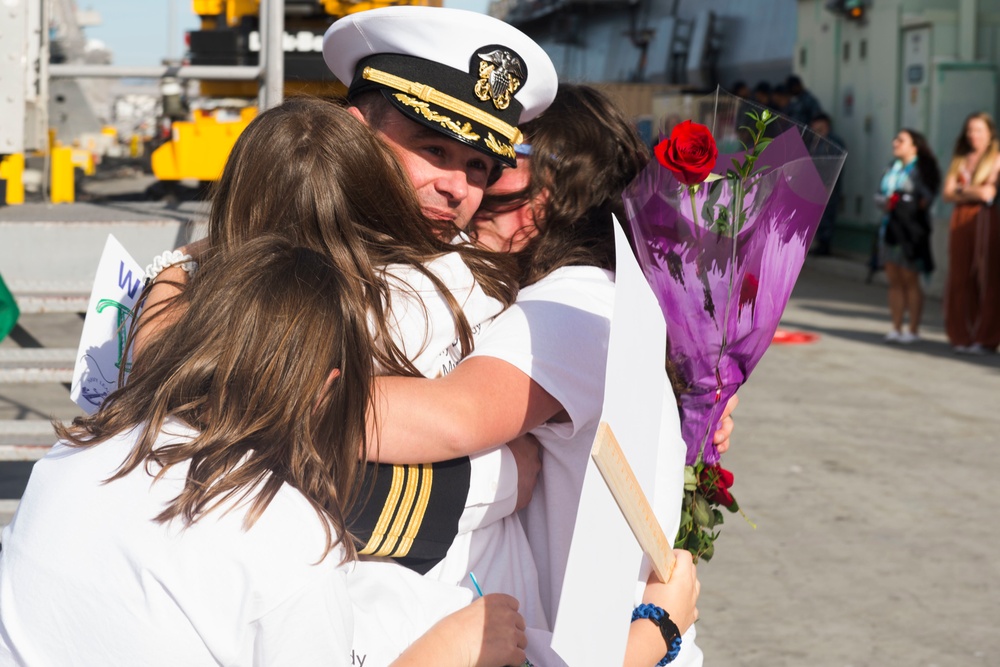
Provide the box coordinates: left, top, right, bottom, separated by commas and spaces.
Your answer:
434, 167, 469, 203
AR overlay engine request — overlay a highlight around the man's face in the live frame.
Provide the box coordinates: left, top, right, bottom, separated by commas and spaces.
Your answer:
472, 157, 539, 253
372, 107, 498, 230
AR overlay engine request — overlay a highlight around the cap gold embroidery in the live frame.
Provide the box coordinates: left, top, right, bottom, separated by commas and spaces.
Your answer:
393, 93, 481, 142
474, 49, 524, 111
364, 66, 522, 144
484, 132, 515, 160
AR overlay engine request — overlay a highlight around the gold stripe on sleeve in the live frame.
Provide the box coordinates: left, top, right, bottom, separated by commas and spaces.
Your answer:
358, 464, 407, 556
393, 464, 434, 558
372, 464, 421, 557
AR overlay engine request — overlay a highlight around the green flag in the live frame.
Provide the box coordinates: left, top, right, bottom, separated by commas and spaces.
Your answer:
0, 274, 20, 342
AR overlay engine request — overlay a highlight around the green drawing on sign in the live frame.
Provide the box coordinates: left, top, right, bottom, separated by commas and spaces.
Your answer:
96, 298, 134, 372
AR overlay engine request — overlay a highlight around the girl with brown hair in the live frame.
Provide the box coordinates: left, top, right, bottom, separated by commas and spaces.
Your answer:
140, 95, 518, 375
371, 85, 731, 666
942, 111, 1000, 354
0, 237, 528, 665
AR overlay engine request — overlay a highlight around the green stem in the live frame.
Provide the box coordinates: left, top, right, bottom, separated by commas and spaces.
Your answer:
688, 185, 699, 231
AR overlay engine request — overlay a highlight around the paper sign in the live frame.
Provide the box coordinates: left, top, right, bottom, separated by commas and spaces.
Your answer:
550, 218, 681, 664
70, 235, 144, 414
592, 422, 676, 584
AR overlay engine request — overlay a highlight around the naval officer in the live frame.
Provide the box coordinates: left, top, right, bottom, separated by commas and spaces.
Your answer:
323, 6, 558, 572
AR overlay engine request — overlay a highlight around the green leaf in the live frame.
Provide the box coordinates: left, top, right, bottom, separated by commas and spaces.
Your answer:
702, 172, 723, 183
684, 466, 698, 491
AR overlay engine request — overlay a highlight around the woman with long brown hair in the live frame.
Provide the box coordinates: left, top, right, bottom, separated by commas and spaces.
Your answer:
942, 111, 1000, 354
0, 237, 528, 665
139, 96, 518, 376
371, 85, 734, 666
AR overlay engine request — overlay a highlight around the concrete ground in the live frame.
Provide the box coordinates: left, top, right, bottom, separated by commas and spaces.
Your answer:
696, 262, 1000, 666
1, 257, 998, 665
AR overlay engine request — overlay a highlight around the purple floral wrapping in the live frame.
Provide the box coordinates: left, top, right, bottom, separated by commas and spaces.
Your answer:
622, 91, 846, 466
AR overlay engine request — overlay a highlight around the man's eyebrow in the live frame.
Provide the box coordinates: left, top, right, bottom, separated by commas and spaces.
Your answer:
410, 126, 448, 141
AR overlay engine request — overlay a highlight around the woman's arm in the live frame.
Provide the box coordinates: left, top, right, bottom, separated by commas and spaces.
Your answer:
390, 551, 698, 667
624, 551, 700, 667
132, 264, 190, 356
943, 163, 998, 204
132, 241, 207, 356
370, 356, 564, 463
371, 360, 740, 465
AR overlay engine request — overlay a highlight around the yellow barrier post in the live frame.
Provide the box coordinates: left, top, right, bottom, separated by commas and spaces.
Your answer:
0, 154, 25, 205
51, 146, 75, 204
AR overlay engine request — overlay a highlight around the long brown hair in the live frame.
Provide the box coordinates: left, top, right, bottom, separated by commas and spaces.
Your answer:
900, 128, 942, 196
56, 237, 373, 561
479, 85, 650, 286
476, 86, 690, 396
947, 111, 1000, 186
205, 96, 517, 372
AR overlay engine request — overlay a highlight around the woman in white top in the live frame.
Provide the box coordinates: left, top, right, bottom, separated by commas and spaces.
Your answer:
371, 85, 734, 666
0, 237, 528, 667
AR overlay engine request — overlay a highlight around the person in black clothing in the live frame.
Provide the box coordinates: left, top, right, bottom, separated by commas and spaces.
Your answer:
876, 128, 941, 343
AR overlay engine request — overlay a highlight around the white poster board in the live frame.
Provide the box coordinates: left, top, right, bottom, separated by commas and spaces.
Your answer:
550, 218, 679, 664
70, 235, 144, 414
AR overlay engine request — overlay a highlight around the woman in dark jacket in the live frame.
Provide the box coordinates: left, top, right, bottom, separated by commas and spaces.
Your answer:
877, 128, 941, 343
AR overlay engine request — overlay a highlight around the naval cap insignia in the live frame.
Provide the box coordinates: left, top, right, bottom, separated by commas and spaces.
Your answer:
473, 47, 525, 111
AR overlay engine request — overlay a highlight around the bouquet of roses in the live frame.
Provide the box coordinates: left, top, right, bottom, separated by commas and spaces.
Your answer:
622, 88, 846, 561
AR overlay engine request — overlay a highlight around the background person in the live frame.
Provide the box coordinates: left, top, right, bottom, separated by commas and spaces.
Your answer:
942, 111, 1000, 354
784, 74, 822, 126
876, 129, 940, 344
809, 112, 846, 256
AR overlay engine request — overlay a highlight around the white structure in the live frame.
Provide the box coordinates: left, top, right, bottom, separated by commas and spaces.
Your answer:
796, 0, 1000, 292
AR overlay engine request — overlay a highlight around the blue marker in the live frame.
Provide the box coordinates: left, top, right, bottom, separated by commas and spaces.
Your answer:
468, 571, 484, 597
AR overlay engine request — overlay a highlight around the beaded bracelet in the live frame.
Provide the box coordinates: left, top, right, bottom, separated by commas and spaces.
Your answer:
631, 603, 682, 666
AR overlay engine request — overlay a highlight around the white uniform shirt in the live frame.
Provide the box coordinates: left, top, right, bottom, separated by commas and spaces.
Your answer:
381, 253, 519, 530
0, 419, 355, 666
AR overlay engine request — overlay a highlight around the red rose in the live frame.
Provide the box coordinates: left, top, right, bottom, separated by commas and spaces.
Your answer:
699, 464, 736, 509
654, 120, 719, 186
887, 192, 901, 211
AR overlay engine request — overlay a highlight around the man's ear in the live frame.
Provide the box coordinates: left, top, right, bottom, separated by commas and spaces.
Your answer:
348, 105, 367, 125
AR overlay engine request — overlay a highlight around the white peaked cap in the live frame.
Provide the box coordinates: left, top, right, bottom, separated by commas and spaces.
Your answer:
324, 6, 557, 166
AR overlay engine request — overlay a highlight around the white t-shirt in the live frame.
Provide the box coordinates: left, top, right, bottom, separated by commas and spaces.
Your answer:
379, 255, 547, 631
469, 265, 703, 666
0, 419, 355, 666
